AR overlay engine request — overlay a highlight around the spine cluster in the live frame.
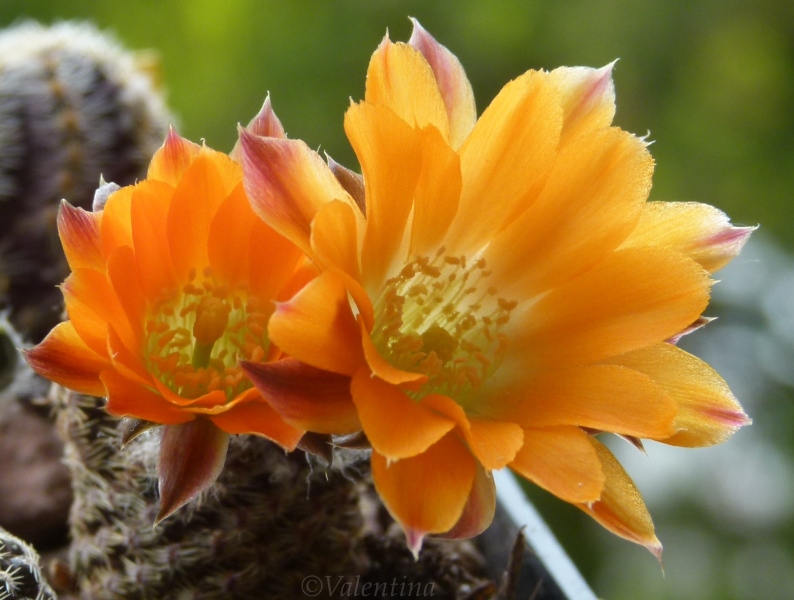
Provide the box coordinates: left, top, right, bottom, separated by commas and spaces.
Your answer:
0, 527, 56, 600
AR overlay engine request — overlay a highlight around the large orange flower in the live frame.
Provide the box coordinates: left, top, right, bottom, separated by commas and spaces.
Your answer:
239, 21, 752, 556
25, 105, 310, 521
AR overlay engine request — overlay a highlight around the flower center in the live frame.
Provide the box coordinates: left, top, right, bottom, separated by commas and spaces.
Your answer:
371, 247, 516, 402
145, 267, 270, 400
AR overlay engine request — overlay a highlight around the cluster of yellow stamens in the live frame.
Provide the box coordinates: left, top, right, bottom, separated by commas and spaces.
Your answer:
145, 267, 270, 400
372, 247, 516, 399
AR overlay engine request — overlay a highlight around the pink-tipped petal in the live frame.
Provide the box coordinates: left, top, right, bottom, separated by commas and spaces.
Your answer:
606, 343, 750, 447
148, 126, 202, 186
240, 358, 360, 434
23, 322, 108, 397
408, 18, 477, 149
365, 34, 449, 139
240, 129, 352, 256
156, 418, 230, 524
57, 201, 104, 271
621, 201, 755, 273
549, 62, 617, 146
230, 94, 287, 160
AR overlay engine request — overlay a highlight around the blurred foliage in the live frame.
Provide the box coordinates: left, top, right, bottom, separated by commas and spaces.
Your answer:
1, 1, 793, 599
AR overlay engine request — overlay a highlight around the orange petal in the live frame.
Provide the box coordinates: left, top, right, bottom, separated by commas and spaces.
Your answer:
579, 438, 662, 559
409, 18, 476, 150
274, 255, 321, 304
151, 379, 228, 409
240, 129, 352, 257
440, 462, 496, 540
513, 247, 711, 367
606, 343, 750, 446
100, 184, 134, 257
371, 434, 476, 554
268, 270, 365, 376
156, 418, 229, 524
344, 101, 423, 289
229, 93, 286, 160
310, 200, 363, 283
487, 127, 652, 296
621, 201, 754, 273
409, 124, 461, 257
548, 63, 616, 146
309, 200, 374, 327
510, 426, 604, 504
62, 268, 136, 357
359, 318, 427, 386
420, 394, 523, 470
148, 127, 201, 186
209, 388, 304, 449
100, 369, 193, 424
351, 369, 454, 460
61, 273, 110, 358
248, 219, 305, 302
445, 70, 562, 253
492, 365, 677, 439
166, 150, 234, 282
107, 325, 151, 387
23, 322, 107, 396
206, 183, 256, 288
57, 201, 104, 271
240, 358, 360, 434
365, 36, 449, 140
106, 246, 147, 344
130, 179, 178, 300
466, 418, 524, 470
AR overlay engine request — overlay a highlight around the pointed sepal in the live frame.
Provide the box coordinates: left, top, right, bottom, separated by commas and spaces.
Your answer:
230, 93, 286, 160
156, 418, 230, 524
239, 358, 360, 434
297, 432, 334, 463
120, 418, 159, 447
440, 462, 496, 540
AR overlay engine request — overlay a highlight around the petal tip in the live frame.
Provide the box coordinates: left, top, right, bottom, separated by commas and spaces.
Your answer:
405, 528, 424, 560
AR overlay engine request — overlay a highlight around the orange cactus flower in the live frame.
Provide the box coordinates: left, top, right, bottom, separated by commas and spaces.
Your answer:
239, 20, 752, 556
25, 104, 311, 522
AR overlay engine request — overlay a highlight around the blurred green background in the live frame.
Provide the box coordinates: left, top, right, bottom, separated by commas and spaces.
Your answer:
1, 1, 792, 599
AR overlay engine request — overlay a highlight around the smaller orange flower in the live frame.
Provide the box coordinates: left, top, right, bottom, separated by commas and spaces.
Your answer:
25, 101, 312, 521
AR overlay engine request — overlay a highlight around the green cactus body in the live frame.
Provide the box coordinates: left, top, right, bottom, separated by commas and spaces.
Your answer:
0, 21, 171, 341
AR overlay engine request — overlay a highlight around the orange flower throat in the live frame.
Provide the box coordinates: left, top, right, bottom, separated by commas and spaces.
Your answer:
145, 267, 270, 400
371, 246, 516, 402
